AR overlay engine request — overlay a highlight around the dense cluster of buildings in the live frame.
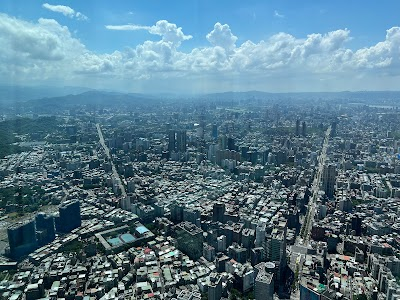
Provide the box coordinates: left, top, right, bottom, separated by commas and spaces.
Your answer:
0, 97, 399, 299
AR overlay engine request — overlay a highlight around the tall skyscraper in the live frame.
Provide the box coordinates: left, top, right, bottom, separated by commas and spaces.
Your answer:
302, 121, 306, 137
208, 273, 223, 300
176, 130, 187, 152
254, 271, 274, 300
57, 199, 81, 233
296, 119, 300, 136
176, 221, 203, 260
254, 262, 274, 300
255, 222, 266, 248
322, 164, 336, 198
351, 214, 362, 236
7, 219, 38, 259
168, 129, 176, 152
212, 124, 218, 139
212, 203, 225, 223
35, 213, 55, 246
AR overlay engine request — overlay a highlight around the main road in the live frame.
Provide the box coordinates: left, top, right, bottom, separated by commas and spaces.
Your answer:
96, 123, 127, 198
290, 126, 331, 292
300, 125, 331, 245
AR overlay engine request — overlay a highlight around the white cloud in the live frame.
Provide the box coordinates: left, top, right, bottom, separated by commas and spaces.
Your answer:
274, 10, 284, 18
42, 3, 74, 17
75, 12, 88, 21
42, 3, 88, 21
106, 20, 192, 46
206, 23, 238, 51
105, 24, 149, 31
1, 12, 400, 92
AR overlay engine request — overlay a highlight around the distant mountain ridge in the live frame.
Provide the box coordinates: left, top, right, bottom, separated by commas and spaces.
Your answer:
2, 86, 400, 107
0, 85, 95, 103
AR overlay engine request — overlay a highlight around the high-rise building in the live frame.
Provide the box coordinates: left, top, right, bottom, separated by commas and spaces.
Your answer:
227, 137, 236, 151
296, 119, 300, 136
170, 201, 184, 224
212, 124, 218, 139
216, 235, 227, 252
322, 164, 336, 198
176, 130, 187, 152
35, 213, 55, 246
176, 221, 203, 260
57, 199, 81, 233
255, 222, 266, 248
208, 273, 223, 300
302, 121, 306, 137
168, 129, 176, 152
254, 269, 274, 300
264, 222, 287, 283
219, 135, 228, 150
183, 208, 201, 227
351, 214, 362, 236
7, 219, 38, 259
203, 243, 216, 262
212, 203, 225, 223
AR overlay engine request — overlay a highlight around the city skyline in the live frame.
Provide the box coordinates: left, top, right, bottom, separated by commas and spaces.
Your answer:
1, 1, 400, 94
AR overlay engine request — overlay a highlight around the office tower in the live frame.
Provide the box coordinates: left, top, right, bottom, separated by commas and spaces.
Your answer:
176, 130, 187, 152
35, 213, 55, 246
176, 221, 203, 260
57, 199, 81, 233
351, 214, 362, 236
7, 219, 38, 259
212, 203, 225, 223
219, 135, 228, 150
183, 208, 201, 227
322, 164, 336, 198
264, 223, 287, 284
228, 243, 247, 264
296, 119, 300, 136
255, 222, 266, 248
241, 146, 249, 161
217, 235, 227, 252
241, 228, 255, 250
276, 150, 287, 165
168, 129, 176, 152
208, 273, 223, 300
212, 124, 218, 139
267, 233, 286, 262
227, 137, 236, 151
207, 230, 218, 248
302, 121, 306, 137
203, 243, 216, 262
251, 248, 264, 266
254, 271, 274, 300
170, 201, 184, 224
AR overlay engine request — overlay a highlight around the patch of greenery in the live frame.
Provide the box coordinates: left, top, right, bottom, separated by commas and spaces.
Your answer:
0, 270, 16, 281
62, 240, 84, 253
0, 185, 47, 212
0, 116, 60, 158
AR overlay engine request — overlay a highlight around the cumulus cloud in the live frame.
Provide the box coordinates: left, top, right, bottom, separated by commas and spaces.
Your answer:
352, 27, 400, 72
106, 20, 192, 46
206, 23, 238, 51
1, 12, 400, 92
42, 3, 88, 21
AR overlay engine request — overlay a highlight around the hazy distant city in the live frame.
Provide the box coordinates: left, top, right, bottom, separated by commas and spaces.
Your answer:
0, 87, 399, 300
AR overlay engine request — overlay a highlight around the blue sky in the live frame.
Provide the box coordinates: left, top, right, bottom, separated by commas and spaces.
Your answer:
1, 0, 400, 93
